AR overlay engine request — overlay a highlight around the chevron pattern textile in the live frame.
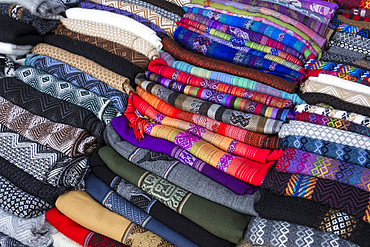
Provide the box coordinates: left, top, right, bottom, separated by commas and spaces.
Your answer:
31, 43, 134, 95
328, 31, 370, 57
0, 76, 105, 141
307, 69, 370, 87
134, 0, 185, 17
263, 167, 370, 224
14, 66, 120, 124
321, 52, 370, 71
0, 231, 28, 247
276, 148, 370, 193
280, 135, 370, 169
330, 18, 370, 39
245, 217, 358, 247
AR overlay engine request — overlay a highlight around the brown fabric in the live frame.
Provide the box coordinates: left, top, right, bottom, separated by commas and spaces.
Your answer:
337, 15, 370, 29
53, 23, 150, 70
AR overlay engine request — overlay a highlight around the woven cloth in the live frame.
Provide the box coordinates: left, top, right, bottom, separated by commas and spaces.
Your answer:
331, 18, 370, 39
25, 54, 129, 112
0, 95, 98, 158
55, 190, 175, 246
89, 0, 178, 37
31, 43, 134, 95
161, 37, 298, 93
14, 66, 120, 124
0, 56, 17, 79
276, 148, 370, 193
0, 76, 105, 141
326, 45, 370, 61
136, 86, 280, 149
280, 135, 370, 169
245, 216, 358, 247
98, 145, 251, 244
339, 8, 370, 17
137, 77, 284, 134
279, 120, 370, 151
0, 231, 28, 247
0, 0, 65, 19
137, 0, 185, 16
60, 17, 159, 61
46, 208, 128, 247
164, 0, 190, 7
328, 31, 370, 57
263, 167, 370, 224
307, 69, 370, 87
321, 51, 370, 71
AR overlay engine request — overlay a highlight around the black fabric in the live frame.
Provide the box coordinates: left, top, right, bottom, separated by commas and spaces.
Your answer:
43, 34, 144, 89
0, 77, 105, 141
0, 15, 43, 45
139, 0, 185, 17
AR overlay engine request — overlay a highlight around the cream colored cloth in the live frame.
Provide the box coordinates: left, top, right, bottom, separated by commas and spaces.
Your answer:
165, 0, 191, 7
65, 8, 162, 51
60, 17, 159, 61
56, 190, 175, 246
52, 232, 83, 247
89, 0, 178, 38
32, 43, 134, 95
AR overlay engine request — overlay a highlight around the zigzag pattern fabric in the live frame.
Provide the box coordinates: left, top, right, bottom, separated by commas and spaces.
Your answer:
0, 231, 27, 247
276, 148, 370, 193
307, 69, 370, 87
321, 52, 370, 71
263, 167, 370, 224
14, 66, 120, 124
330, 18, 370, 38
328, 31, 370, 57
24, 54, 129, 112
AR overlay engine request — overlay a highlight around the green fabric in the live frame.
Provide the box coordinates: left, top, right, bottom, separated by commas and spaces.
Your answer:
98, 146, 250, 244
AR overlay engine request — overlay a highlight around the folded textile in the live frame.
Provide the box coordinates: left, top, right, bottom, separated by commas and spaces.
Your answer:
99, 145, 251, 244
89, 149, 236, 247
56, 190, 175, 246
280, 135, 370, 169
0, 124, 89, 190
307, 69, 370, 87
32, 43, 134, 95
89, 0, 178, 37
139, 0, 185, 16
66, 7, 162, 51
255, 188, 370, 247
161, 37, 298, 93
0, 56, 18, 78
337, 14, 370, 29
0, 95, 99, 158
321, 51, 370, 71
279, 120, 370, 151
0, 231, 28, 247
0, 0, 65, 19
52, 232, 82, 247
273, 0, 337, 18
25, 54, 129, 112
85, 173, 199, 247
137, 76, 284, 134
0, 208, 54, 247
339, 8, 370, 17
0, 76, 105, 141
78, 0, 168, 39
0, 41, 32, 56
331, 18, 370, 39
342, 12, 370, 21
263, 166, 370, 224
60, 17, 159, 61
46, 208, 128, 247
326, 45, 370, 62
245, 216, 358, 247
136, 86, 280, 149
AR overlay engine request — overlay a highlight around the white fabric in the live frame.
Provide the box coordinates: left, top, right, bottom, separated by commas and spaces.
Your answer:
66, 8, 162, 51
0, 41, 32, 56
52, 232, 83, 247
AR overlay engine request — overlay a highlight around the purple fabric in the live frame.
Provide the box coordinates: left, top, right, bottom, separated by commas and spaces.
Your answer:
110, 115, 258, 195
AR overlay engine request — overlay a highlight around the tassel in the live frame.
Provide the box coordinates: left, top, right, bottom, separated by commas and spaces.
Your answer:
124, 92, 147, 142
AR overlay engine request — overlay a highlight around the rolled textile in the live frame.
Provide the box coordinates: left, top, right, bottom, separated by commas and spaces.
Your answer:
25, 54, 129, 112
52, 232, 83, 247
0, 208, 54, 247
53, 24, 150, 70
0, 41, 32, 56
280, 135, 370, 169
0, 124, 89, 190
89, 0, 177, 38
330, 18, 370, 39
0, 56, 18, 79
337, 14, 370, 29
55, 190, 175, 246
110, 116, 258, 195
279, 120, 370, 151
0, 76, 105, 141
245, 216, 358, 247
161, 37, 298, 93
321, 52, 370, 71
99, 146, 251, 244
0, 3, 59, 35
263, 167, 370, 224
307, 69, 370, 87
66, 7, 162, 51
0, 0, 65, 19
89, 149, 236, 247
31, 43, 134, 95
276, 148, 370, 193
295, 103, 370, 128
136, 86, 280, 149
46, 208, 128, 247
0, 231, 28, 247
78, 0, 168, 40
0, 15, 43, 45
60, 17, 159, 61
137, 76, 284, 134
0, 96, 99, 158
137, 0, 185, 17
14, 66, 120, 125
43, 34, 143, 90
255, 188, 370, 247
85, 173, 199, 247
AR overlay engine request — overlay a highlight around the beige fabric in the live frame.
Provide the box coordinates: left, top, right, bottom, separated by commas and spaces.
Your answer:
164, 0, 190, 7
56, 190, 175, 246
90, 0, 178, 38
32, 43, 134, 95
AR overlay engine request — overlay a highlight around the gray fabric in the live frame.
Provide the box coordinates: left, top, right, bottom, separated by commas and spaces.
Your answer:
245, 217, 359, 247
327, 46, 368, 60
321, 51, 370, 71
104, 123, 260, 216
0, 231, 28, 247
0, 0, 65, 19
328, 31, 370, 56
